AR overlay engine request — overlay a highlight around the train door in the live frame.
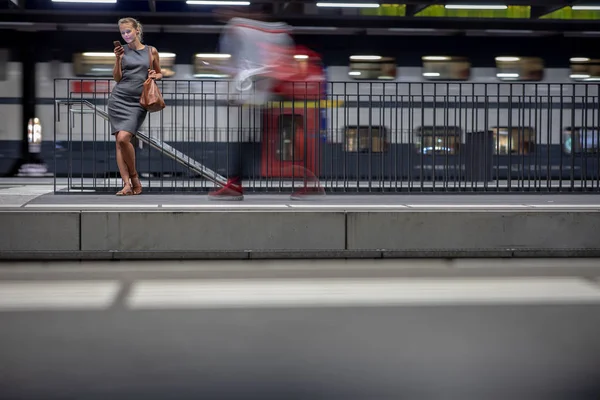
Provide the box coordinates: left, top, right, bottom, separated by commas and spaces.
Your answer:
261, 105, 319, 178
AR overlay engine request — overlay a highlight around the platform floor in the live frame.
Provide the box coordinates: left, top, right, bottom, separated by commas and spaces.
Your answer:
1, 178, 600, 210
1, 259, 600, 399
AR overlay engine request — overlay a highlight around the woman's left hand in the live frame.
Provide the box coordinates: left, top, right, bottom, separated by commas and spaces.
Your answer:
148, 69, 158, 80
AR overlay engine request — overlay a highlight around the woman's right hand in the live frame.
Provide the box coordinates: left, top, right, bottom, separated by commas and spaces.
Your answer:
114, 45, 124, 58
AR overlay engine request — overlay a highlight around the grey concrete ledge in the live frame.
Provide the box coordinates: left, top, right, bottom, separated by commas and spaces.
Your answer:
2, 249, 600, 261
2, 209, 600, 260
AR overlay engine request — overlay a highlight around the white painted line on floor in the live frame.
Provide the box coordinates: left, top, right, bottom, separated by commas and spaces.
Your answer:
14, 203, 600, 210
527, 204, 600, 208
21, 204, 405, 210
126, 277, 600, 310
0, 281, 121, 311
407, 204, 531, 209
162, 204, 529, 210
287, 204, 409, 209
24, 204, 160, 209
161, 204, 289, 209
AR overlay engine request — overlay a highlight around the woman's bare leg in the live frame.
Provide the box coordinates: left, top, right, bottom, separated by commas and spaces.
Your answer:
115, 131, 135, 195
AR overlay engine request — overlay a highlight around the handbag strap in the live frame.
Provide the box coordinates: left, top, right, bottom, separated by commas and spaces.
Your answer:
147, 45, 153, 70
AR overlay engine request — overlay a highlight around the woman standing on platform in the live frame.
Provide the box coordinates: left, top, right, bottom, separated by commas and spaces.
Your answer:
109, 17, 163, 196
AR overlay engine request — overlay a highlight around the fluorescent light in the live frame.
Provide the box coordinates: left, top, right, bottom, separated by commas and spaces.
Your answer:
570, 57, 590, 62
195, 54, 231, 59
293, 26, 338, 31
445, 4, 507, 10
82, 52, 176, 58
187, 0, 250, 5
497, 73, 519, 78
317, 2, 380, 8
52, 0, 116, 3
348, 71, 361, 76
389, 28, 436, 32
570, 74, 591, 79
572, 6, 600, 10
294, 55, 309, 60
423, 72, 441, 77
423, 56, 451, 61
193, 74, 229, 78
485, 29, 533, 34
0, 22, 34, 26
495, 56, 520, 62
350, 55, 382, 60
82, 52, 115, 57
185, 25, 223, 29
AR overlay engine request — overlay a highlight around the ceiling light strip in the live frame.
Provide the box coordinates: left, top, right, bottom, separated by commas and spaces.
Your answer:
571, 6, 600, 11
52, 0, 117, 3
317, 2, 380, 8
445, 4, 508, 10
186, 0, 250, 5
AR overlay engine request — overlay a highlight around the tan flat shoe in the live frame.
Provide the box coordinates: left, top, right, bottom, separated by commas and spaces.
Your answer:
131, 175, 142, 195
116, 183, 133, 196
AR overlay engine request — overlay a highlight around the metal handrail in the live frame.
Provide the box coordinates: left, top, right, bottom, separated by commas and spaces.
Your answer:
55, 98, 228, 186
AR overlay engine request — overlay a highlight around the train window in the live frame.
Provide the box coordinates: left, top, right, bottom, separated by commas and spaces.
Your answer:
73, 51, 176, 78
344, 126, 388, 153
569, 58, 600, 82
492, 127, 536, 155
193, 54, 231, 79
348, 55, 396, 80
278, 115, 305, 161
422, 56, 471, 81
415, 126, 461, 155
495, 56, 544, 81
563, 128, 600, 154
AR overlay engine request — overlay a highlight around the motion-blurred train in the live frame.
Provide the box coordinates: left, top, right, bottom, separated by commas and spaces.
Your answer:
0, 49, 598, 183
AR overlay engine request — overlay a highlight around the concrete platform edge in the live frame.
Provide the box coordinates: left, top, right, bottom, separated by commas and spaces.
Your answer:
1, 209, 599, 260
1, 249, 600, 261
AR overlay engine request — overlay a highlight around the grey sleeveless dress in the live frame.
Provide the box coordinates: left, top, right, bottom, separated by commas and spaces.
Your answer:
108, 45, 151, 135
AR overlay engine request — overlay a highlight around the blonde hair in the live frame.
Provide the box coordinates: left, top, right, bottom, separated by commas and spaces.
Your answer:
118, 17, 144, 42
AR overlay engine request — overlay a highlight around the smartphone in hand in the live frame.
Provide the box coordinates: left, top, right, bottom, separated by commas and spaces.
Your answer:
113, 40, 124, 59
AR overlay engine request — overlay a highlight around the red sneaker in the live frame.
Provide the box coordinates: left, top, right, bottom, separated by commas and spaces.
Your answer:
208, 178, 244, 201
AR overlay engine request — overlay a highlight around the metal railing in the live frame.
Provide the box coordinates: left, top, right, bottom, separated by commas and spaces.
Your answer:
53, 78, 600, 193
55, 99, 228, 187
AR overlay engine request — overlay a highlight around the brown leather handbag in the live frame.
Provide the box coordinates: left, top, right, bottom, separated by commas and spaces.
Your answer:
140, 45, 166, 113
